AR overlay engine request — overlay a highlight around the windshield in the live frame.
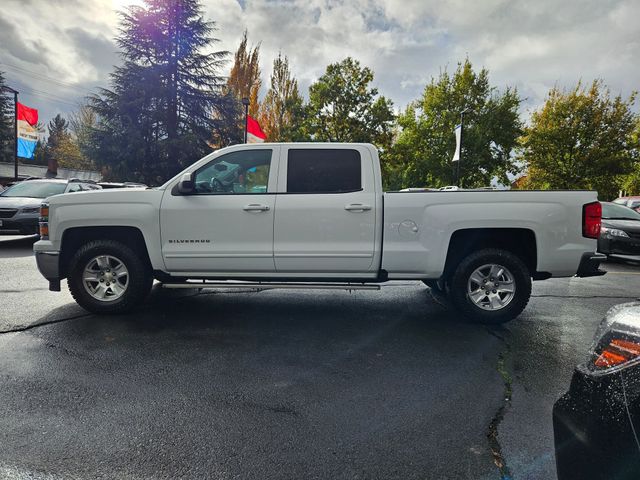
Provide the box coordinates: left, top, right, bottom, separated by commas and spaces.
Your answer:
601, 202, 640, 221
0, 181, 67, 199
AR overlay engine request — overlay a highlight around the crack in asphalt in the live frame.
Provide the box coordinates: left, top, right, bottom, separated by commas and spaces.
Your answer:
486, 327, 514, 480
0, 313, 91, 335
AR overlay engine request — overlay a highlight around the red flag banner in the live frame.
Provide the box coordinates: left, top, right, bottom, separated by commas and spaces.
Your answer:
17, 102, 38, 125
247, 115, 266, 143
17, 102, 39, 159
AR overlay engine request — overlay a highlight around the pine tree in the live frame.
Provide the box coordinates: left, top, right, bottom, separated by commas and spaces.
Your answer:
258, 53, 304, 141
0, 71, 14, 164
90, 0, 232, 183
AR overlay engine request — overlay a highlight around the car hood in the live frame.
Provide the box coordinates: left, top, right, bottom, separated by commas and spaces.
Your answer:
0, 196, 43, 209
602, 219, 640, 233
47, 187, 162, 207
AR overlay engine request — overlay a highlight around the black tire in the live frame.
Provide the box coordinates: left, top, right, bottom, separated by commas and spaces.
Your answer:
449, 248, 531, 324
67, 239, 152, 314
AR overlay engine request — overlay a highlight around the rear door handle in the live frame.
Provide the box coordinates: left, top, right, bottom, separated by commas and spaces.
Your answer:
344, 203, 372, 212
243, 204, 270, 212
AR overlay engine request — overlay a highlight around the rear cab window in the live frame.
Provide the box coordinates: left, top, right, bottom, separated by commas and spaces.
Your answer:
286, 149, 362, 193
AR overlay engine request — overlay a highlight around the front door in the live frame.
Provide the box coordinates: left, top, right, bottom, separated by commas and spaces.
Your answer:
160, 147, 278, 275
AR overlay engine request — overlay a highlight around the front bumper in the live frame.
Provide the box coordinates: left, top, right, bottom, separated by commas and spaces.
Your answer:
0, 216, 38, 235
35, 250, 61, 291
575, 252, 607, 277
599, 235, 640, 256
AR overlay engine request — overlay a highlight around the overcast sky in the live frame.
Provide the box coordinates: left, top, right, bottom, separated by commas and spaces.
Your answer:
0, 0, 638, 129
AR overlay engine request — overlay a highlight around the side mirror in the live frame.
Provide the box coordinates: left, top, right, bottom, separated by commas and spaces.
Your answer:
177, 173, 195, 194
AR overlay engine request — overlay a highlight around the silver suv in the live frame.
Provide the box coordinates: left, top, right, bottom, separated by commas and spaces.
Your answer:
0, 179, 100, 236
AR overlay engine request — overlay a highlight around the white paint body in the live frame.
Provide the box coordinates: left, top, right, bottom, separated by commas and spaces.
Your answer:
34, 143, 598, 281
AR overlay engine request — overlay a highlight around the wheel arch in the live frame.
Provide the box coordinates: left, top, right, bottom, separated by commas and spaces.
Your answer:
442, 228, 539, 281
60, 226, 152, 278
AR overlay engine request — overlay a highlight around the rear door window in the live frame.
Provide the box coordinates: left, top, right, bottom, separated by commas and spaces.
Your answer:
286, 149, 361, 193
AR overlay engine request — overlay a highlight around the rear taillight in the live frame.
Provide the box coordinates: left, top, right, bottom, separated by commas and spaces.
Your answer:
39, 203, 49, 240
582, 201, 601, 239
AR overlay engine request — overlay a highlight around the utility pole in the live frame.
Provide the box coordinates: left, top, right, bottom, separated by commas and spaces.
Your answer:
1, 86, 19, 180
242, 97, 249, 143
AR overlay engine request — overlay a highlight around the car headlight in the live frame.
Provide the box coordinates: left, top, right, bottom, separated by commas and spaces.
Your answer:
20, 207, 41, 214
601, 227, 629, 238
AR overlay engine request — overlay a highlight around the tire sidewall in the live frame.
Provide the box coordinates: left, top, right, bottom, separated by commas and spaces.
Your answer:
450, 249, 531, 324
68, 240, 151, 314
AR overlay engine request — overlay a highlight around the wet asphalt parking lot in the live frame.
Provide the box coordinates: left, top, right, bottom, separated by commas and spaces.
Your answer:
1, 235, 639, 480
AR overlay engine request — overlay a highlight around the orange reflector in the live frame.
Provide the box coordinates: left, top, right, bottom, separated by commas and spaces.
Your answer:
39, 224, 49, 238
40, 205, 49, 220
594, 338, 640, 369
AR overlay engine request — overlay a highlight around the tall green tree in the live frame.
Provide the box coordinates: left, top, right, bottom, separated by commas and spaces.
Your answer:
520, 81, 637, 200
0, 71, 14, 164
387, 59, 522, 190
258, 53, 304, 141
90, 0, 232, 183
622, 118, 640, 194
303, 57, 394, 147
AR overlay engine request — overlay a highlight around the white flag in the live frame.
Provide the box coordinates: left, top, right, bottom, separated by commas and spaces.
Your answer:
452, 124, 461, 162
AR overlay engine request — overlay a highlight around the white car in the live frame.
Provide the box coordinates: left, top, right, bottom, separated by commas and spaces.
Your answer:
34, 143, 605, 324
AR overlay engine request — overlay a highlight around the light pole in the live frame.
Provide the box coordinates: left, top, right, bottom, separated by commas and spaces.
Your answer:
1, 85, 19, 180
241, 97, 249, 143
456, 108, 470, 187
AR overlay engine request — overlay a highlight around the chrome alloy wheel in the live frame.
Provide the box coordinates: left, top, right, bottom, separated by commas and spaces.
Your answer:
82, 255, 129, 302
467, 263, 516, 311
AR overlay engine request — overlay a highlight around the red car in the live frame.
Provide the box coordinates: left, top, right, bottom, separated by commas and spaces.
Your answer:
613, 196, 640, 213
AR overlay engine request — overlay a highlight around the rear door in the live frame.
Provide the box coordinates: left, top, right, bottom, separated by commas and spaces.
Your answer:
273, 146, 378, 274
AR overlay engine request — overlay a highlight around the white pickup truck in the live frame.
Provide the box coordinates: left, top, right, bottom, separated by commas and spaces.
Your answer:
34, 143, 605, 323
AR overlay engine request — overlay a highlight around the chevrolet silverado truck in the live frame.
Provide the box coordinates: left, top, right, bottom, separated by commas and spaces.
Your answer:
33, 143, 605, 324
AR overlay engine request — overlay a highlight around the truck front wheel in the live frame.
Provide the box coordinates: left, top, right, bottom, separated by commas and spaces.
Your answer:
67, 240, 152, 314
449, 248, 531, 324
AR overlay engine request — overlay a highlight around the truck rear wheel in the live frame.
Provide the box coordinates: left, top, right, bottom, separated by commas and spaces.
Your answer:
67, 240, 152, 314
449, 248, 531, 324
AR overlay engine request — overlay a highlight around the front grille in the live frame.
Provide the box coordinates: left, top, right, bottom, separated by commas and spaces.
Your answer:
0, 209, 17, 219
627, 231, 640, 239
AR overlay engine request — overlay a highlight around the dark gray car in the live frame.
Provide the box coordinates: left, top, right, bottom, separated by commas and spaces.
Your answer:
597, 201, 640, 261
0, 179, 100, 236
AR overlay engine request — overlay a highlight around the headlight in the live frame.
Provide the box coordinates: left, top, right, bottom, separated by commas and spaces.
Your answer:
21, 207, 41, 214
601, 226, 629, 238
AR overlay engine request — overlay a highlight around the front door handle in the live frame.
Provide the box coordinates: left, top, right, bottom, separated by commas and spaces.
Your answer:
344, 203, 372, 212
243, 204, 270, 212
